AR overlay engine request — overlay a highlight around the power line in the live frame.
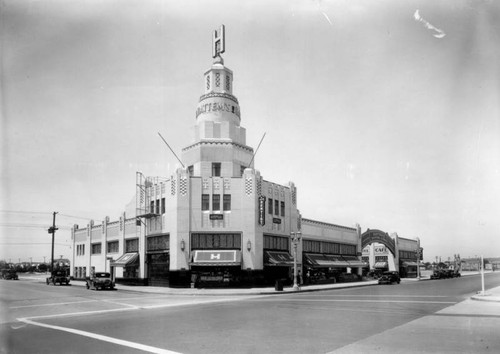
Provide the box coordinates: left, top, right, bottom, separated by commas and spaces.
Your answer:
58, 213, 97, 221
0, 242, 71, 246
0, 210, 52, 215
0, 223, 72, 230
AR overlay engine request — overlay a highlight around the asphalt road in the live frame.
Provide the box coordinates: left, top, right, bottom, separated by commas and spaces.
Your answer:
2, 273, 500, 354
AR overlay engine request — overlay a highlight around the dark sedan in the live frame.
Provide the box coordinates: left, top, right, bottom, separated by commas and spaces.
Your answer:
378, 271, 400, 285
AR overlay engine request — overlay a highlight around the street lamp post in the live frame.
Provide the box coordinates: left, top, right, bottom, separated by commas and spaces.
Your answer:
416, 238, 421, 280
290, 231, 302, 291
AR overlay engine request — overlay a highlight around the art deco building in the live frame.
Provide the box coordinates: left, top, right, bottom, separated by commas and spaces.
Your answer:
71, 26, 420, 287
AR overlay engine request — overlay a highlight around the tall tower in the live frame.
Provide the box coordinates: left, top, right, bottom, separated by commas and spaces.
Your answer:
181, 25, 254, 178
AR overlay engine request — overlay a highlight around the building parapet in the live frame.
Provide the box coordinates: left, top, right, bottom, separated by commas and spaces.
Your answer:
302, 218, 357, 232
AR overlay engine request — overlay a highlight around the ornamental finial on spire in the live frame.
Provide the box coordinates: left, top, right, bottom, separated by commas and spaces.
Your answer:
212, 25, 225, 60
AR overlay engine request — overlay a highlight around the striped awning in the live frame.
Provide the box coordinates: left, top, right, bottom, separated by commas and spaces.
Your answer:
110, 253, 139, 267
304, 254, 351, 268
264, 251, 295, 266
341, 255, 367, 267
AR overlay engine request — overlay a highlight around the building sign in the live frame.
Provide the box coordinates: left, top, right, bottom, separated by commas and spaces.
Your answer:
374, 246, 387, 254
258, 196, 266, 226
273, 218, 281, 224
196, 101, 240, 118
210, 214, 223, 220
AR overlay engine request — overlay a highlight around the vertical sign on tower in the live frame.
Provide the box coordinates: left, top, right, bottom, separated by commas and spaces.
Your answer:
212, 25, 225, 58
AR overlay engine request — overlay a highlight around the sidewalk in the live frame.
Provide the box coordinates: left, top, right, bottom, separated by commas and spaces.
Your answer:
56, 277, 381, 296
20, 271, 500, 300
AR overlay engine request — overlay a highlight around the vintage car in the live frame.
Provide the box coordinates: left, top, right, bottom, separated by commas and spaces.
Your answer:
46, 270, 70, 285
378, 271, 400, 285
86, 272, 115, 290
1, 269, 19, 280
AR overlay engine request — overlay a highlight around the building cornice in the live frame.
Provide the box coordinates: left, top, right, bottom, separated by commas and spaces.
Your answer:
182, 140, 254, 153
199, 92, 239, 104
302, 218, 357, 232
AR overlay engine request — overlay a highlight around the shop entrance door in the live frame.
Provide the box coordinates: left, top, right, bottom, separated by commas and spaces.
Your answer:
147, 253, 169, 287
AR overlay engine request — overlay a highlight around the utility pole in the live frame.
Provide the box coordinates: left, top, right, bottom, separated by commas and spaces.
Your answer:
48, 212, 59, 273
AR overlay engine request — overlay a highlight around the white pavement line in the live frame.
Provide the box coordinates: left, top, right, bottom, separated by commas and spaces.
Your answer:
101, 299, 140, 309
248, 299, 457, 304
18, 317, 182, 354
19, 307, 137, 321
10, 300, 98, 309
298, 294, 453, 298
140, 297, 247, 309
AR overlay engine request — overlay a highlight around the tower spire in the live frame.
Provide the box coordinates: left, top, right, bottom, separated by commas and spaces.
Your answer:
212, 25, 225, 64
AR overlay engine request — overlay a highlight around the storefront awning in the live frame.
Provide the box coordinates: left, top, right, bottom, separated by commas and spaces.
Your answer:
304, 254, 351, 268
191, 250, 241, 266
341, 255, 367, 267
110, 253, 139, 267
264, 251, 295, 266
403, 261, 418, 267
374, 261, 388, 268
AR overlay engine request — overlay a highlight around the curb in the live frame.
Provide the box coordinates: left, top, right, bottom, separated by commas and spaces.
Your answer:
470, 293, 500, 303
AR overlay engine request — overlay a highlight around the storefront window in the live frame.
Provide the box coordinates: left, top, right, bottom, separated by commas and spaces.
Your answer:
126, 238, 139, 253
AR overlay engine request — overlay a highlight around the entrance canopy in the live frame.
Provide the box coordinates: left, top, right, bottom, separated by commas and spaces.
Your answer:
110, 253, 139, 267
264, 251, 295, 266
191, 250, 241, 266
304, 254, 351, 268
374, 261, 388, 269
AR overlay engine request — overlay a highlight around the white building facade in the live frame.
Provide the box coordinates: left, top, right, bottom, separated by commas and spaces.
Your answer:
71, 26, 420, 287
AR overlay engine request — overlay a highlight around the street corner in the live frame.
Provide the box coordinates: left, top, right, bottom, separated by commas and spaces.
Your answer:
471, 293, 500, 303
470, 285, 500, 302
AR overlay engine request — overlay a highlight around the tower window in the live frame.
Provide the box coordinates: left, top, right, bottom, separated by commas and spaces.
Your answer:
281, 201, 285, 217
206, 75, 210, 90
274, 200, 279, 216
223, 194, 231, 211
216, 73, 220, 87
268, 198, 273, 215
226, 75, 230, 91
212, 194, 220, 211
202, 194, 210, 211
212, 163, 221, 177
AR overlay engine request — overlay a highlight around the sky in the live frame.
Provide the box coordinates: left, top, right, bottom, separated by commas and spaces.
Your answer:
1, 0, 499, 264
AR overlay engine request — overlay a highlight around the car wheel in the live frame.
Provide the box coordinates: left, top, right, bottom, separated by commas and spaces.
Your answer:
46, 278, 49, 285
86, 283, 89, 289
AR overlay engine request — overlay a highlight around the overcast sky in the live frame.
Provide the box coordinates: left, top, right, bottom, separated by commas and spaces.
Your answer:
1, 0, 499, 264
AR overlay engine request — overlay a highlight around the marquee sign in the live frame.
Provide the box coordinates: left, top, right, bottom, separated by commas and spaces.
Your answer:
361, 229, 396, 256
258, 196, 266, 226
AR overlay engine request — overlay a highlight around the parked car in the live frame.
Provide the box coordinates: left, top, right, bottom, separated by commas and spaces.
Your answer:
46, 270, 70, 285
1, 269, 19, 280
86, 272, 115, 290
378, 271, 400, 285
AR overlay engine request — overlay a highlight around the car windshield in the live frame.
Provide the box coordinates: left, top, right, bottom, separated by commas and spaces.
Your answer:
95, 273, 110, 278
